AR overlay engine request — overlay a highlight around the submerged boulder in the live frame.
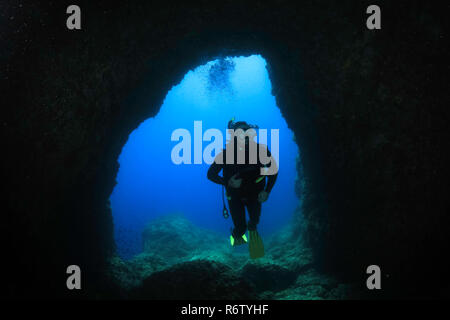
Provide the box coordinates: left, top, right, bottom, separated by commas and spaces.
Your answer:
134, 259, 255, 299
270, 269, 361, 300
240, 261, 297, 293
142, 213, 225, 261
108, 214, 355, 299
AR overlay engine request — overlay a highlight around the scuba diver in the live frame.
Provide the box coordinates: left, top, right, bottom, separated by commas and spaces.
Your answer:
207, 118, 278, 259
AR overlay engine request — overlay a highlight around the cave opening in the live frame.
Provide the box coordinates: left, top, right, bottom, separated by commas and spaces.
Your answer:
109, 54, 301, 263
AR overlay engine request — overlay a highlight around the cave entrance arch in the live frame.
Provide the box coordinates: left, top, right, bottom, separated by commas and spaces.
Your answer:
109, 54, 301, 260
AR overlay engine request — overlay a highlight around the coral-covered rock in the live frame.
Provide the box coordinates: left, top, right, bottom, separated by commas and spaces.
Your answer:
240, 261, 297, 293
135, 260, 255, 299
106, 214, 351, 299
141, 214, 225, 261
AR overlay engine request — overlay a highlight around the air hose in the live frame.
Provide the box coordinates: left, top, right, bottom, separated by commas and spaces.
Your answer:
222, 185, 229, 219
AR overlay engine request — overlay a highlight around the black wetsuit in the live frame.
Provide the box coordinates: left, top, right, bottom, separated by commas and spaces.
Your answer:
207, 140, 278, 238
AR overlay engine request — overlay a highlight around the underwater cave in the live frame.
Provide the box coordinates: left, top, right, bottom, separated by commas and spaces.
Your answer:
105, 56, 323, 299
109, 55, 300, 261
3, 1, 448, 300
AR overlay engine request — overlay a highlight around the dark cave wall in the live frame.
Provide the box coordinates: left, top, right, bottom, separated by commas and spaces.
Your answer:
1, 0, 448, 298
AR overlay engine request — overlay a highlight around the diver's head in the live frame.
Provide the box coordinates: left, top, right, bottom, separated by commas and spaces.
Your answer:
228, 118, 258, 146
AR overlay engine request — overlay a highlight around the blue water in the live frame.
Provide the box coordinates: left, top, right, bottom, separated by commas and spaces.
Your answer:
110, 55, 300, 259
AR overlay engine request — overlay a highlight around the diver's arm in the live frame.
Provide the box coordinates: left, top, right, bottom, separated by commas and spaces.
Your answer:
207, 161, 225, 185
262, 146, 278, 194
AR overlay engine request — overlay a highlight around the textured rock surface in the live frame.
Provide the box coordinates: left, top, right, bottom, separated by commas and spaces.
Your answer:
106, 214, 350, 299
1, 1, 448, 298
135, 260, 255, 300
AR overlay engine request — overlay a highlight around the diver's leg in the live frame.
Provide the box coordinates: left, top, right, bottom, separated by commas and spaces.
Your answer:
228, 196, 247, 237
246, 198, 262, 231
246, 198, 264, 259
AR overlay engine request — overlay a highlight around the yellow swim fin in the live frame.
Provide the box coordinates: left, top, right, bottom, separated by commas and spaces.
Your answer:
248, 230, 265, 259
230, 234, 248, 247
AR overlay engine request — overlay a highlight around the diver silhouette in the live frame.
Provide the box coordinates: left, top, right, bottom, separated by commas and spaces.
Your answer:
207, 119, 278, 259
